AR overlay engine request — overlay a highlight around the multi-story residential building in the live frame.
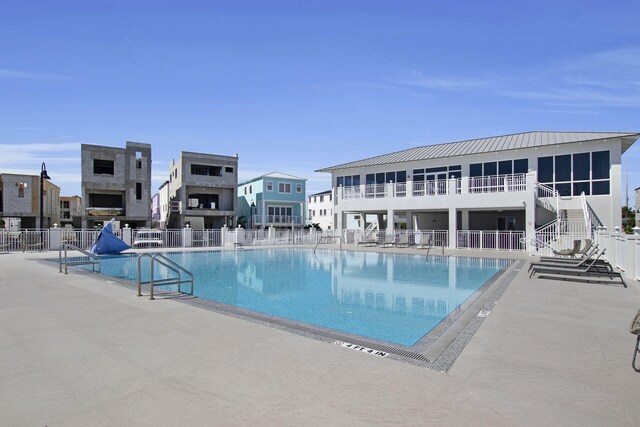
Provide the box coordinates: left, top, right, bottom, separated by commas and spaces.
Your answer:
59, 196, 82, 228
151, 193, 160, 228
166, 152, 238, 229
317, 131, 640, 250
238, 172, 307, 229
0, 173, 60, 228
81, 141, 152, 229
307, 190, 333, 230
157, 180, 170, 229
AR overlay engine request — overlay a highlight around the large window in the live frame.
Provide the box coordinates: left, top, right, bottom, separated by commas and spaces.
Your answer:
337, 174, 361, 187
136, 183, 142, 200
537, 151, 610, 196
191, 164, 222, 176
470, 160, 527, 177
93, 159, 114, 175
413, 165, 460, 181
268, 206, 292, 222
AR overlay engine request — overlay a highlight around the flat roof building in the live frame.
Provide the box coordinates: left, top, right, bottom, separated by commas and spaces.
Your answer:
0, 173, 60, 229
81, 141, 152, 229
166, 152, 238, 229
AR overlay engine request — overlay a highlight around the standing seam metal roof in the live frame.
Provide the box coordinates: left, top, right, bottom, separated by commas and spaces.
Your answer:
316, 131, 640, 172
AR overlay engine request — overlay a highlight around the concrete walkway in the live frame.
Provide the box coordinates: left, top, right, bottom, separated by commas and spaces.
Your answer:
1, 249, 639, 426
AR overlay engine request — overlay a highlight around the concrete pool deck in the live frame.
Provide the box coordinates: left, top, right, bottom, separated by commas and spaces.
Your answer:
1, 247, 639, 426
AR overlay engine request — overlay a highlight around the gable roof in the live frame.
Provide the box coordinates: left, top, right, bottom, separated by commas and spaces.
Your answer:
239, 171, 307, 186
308, 190, 332, 197
316, 131, 640, 172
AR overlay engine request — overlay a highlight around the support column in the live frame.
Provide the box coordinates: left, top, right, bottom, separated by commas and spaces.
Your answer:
406, 210, 413, 230
448, 207, 457, 248
386, 209, 394, 234
461, 209, 469, 230
525, 199, 536, 254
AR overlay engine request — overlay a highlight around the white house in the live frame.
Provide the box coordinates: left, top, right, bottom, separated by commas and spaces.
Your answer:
317, 131, 640, 251
307, 190, 333, 230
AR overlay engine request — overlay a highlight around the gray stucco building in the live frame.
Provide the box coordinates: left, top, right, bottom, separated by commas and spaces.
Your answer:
81, 141, 152, 229
166, 151, 238, 229
0, 173, 60, 229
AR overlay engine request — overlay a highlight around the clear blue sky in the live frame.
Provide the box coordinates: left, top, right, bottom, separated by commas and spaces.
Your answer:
2, 1, 640, 205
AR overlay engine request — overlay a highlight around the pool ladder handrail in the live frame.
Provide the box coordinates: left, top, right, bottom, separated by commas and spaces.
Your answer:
314, 235, 342, 253
59, 243, 101, 274
137, 253, 194, 300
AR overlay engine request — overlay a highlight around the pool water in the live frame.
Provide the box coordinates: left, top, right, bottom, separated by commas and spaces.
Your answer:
82, 249, 510, 346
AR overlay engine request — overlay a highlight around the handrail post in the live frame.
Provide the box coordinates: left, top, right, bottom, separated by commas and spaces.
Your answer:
150, 256, 155, 300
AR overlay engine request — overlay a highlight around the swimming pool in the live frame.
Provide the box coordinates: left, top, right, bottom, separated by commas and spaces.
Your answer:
82, 248, 510, 346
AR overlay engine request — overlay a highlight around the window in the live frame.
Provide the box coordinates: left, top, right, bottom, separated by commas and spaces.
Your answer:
538, 151, 610, 196
592, 151, 610, 180
538, 157, 554, 183
337, 174, 360, 187
191, 164, 222, 176
136, 183, 142, 200
93, 159, 114, 175
514, 159, 528, 174
320, 195, 324, 202
498, 160, 512, 175
244, 187, 247, 195
266, 181, 273, 191
17, 182, 26, 198
249, 185, 252, 194
483, 162, 497, 176
136, 159, 142, 169
296, 183, 302, 193
278, 183, 291, 193
225, 166, 234, 173
469, 164, 482, 177
554, 155, 571, 182
591, 151, 610, 195
268, 206, 292, 222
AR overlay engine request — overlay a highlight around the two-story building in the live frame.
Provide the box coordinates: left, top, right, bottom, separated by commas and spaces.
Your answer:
307, 190, 333, 230
317, 131, 640, 250
59, 195, 82, 228
81, 141, 152, 229
238, 172, 307, 229
0, 173, 60, 228
166, 152, 238, 229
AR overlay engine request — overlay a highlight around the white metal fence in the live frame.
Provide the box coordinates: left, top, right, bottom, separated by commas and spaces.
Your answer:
0, 229, 50, 252
457, 230, 525, 251
593, 229, 640, 281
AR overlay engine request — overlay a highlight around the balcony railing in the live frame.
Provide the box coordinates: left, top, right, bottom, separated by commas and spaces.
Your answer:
253, 215, 304, 225
337, 173, 529, 201
468, 173, 526, 193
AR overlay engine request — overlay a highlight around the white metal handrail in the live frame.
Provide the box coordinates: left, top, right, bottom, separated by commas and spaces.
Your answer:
137, 253, 194, 300
58, 243, 101, 274
581, 192, 592, 238
314, 235, 342, 253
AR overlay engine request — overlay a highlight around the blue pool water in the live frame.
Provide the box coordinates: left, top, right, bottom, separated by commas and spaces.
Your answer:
79, 249, 510, 346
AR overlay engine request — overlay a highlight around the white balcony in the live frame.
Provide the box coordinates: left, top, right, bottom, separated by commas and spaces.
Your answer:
335, 173, 537, 211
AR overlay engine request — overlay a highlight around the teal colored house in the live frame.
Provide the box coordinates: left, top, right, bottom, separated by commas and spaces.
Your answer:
238, 172, 307, 229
